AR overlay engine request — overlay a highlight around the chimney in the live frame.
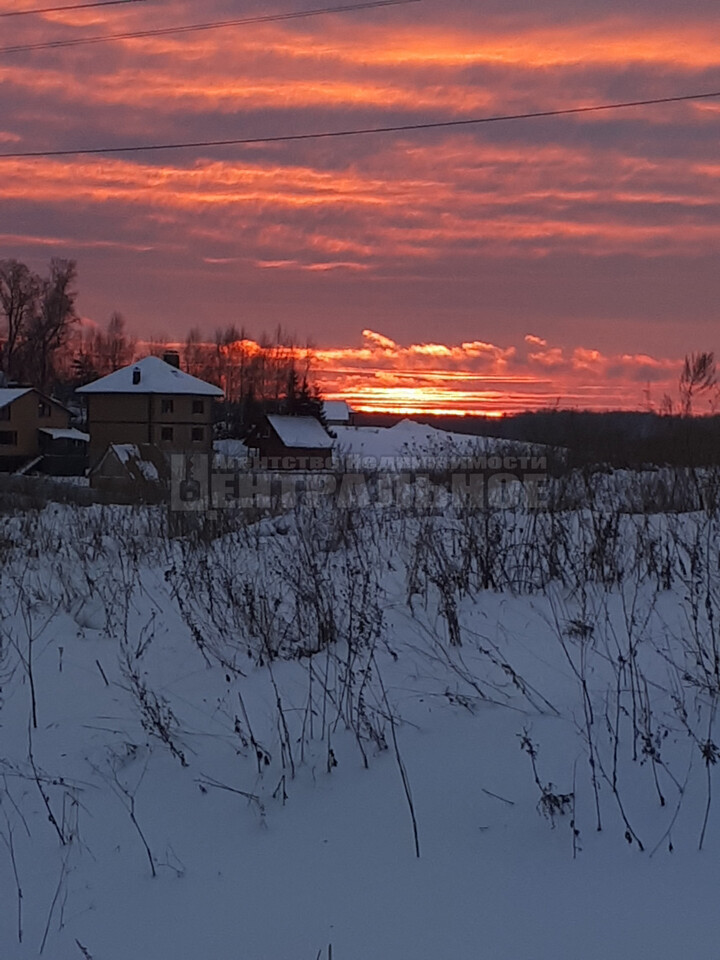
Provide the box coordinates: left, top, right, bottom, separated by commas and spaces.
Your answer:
132, 367, 141, 385
163, 351, 180, 369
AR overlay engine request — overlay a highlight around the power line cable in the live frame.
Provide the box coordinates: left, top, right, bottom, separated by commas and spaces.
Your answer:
0, 0, 420, 54
0, 89, 717, 160
0, 0, 144, 18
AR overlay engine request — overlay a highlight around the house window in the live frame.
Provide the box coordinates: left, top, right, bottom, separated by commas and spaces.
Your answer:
0, 431, 18, 446
160, 427, 174, 441
0, 406, 9, 421
38, 402, 52, 418
192, 400, 204, 415
191, 427, 204, 442
161, 398, 174, 414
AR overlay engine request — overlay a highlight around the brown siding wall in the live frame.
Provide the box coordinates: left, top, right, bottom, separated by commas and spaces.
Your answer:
87, 393, 214, 465
0, 391, 69, 460
256, 436, 333, 469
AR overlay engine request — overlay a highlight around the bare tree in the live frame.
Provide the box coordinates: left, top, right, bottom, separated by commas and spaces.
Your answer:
20, 259, 78, 392
679, 352, 716, 417
0, 259, 39, 381
106, 311, 135, 371
659, 393, 674, 417
92, 311, 135, 374
184, 326, 211, 379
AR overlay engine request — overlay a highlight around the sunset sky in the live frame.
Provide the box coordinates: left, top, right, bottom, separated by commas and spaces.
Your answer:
1, 0, 719, 413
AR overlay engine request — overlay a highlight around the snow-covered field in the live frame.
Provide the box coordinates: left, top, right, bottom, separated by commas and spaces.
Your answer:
1, 478, 720, 959
333, 418, 547, 466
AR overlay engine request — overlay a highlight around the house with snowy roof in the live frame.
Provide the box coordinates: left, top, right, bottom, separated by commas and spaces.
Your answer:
0, 387, 85, 473
249, 414, 334, 470
76, 354, 223, 469
89, 443, 171, 504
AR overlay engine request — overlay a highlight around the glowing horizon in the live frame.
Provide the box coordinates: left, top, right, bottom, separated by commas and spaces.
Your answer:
144, 328, 691, 417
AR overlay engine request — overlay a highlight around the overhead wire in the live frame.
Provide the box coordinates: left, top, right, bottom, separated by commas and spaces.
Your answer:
0, 89, 717, 160
0, 0, 421, 53
0, 0, 144, 16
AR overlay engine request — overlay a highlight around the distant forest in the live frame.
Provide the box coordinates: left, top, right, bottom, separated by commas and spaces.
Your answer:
361, 409, 720, 470
355, 352, 720, 470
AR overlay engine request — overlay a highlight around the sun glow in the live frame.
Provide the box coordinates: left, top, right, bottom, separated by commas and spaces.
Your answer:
169, 330, 682, 417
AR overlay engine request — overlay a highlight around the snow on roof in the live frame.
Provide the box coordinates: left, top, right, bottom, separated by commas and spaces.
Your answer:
0, 387, 32, 409
267, 415, 334, 449
136, 459, 159, 482
94, 443, 168, 484
214, 438, 249, 459
214, 438, 250, 470
110, 443, 140, 464
76, 356, 223, 397
39, 427, 89, 442
322, 400, 352, 422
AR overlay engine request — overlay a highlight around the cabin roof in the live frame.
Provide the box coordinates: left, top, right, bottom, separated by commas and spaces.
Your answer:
267, 415, 334, 449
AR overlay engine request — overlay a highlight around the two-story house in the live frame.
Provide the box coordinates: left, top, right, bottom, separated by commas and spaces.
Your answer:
76, 355, 223, 469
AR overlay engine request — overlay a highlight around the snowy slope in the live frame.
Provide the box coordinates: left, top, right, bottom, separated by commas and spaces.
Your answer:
0, 493, 719, 959
333, 419, 546, 466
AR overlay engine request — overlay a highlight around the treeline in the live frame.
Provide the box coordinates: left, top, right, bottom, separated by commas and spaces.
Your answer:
0, 258, 78, 392
1, 257, 323, 435
413, 409, 720, 469
76, 320, 319, 418
184, 328, 324, 436
181, 324, 315, 406
0, 257, 134, 390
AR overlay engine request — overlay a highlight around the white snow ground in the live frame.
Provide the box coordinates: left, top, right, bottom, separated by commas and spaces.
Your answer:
1, 488, 720, 959
332, 419, 543, 465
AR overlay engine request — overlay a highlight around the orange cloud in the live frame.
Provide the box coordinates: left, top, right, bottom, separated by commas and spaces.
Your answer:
3, 2, 720, 352
5, 130, 720, 273
362, 330, 398, 351
20, 15, 716, 72
312, 21, 720, 70
529, 348, 565, 368
248, 330, 684, 414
